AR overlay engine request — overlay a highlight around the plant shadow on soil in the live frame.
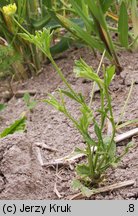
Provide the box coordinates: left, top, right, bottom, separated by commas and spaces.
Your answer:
0, 47, 138, 200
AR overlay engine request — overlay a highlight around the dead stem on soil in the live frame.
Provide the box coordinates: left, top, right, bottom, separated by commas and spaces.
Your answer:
35, 147, 44, 166
36, 142, 58, 152
115, 128, 138, 143
54, 165, 62, 199
68, 180, 135, 200
0, 90, 37, 101
42, 128, 138, 168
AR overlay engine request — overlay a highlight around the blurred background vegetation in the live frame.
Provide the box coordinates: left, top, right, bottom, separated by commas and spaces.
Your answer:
0, 0, 138, 80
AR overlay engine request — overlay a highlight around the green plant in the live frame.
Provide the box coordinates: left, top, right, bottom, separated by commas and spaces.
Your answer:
0, 116, 26, 138
106, 0, 138, 51
18, 28, 133, 195
46, 0, 122, 73
45, 0, 138, 71
0, 103, 6, 112
0, 97, 26, 139
45, 62, 132, 185
1, 0, 138, 79
0, 43, 21, 79
23, 92, 37, 112
0, 2, 28, 79
120, 0, 138, 50
0, 1, 75, 78
0, 103, 6, 121
0, 94, 26, 139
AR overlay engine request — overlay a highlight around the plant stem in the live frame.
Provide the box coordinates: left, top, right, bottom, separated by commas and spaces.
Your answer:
83, 133, 94, 178
13, 17, 32, 37
104, 85, 116, 158
87, 141, 93, 178
100, 89, 105, 130
89, 49, 105, 107
49, 57, 79, 99
64, 109, 80, 130
64, 106, 94, 178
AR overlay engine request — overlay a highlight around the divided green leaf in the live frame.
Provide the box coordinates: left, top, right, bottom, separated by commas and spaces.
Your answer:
74, 59, 104, 87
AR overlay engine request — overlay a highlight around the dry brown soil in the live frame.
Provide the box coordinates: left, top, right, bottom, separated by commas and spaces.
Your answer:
0, 47, 138, 200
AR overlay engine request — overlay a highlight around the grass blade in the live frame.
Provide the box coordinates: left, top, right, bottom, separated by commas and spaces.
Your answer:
56, 14, 105, 52
118, 2, 128, 48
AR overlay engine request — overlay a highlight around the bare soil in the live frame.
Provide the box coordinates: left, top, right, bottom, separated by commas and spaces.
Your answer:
0, 47, 138, 200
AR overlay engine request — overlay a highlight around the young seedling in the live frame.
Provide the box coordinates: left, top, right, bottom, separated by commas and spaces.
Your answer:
0, 103, 6, 112
0, 103, 6, 121
23, 92, 37, 113
0, 98, 26, 139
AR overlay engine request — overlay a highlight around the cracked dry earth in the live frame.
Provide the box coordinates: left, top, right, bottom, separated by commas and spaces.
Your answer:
0, 47, 138, 200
